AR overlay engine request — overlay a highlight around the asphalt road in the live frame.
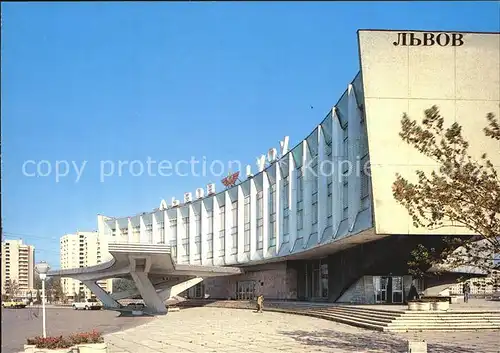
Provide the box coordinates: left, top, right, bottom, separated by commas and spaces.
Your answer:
1, 306, 152, 353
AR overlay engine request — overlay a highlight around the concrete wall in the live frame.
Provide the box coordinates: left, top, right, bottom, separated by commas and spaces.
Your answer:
358, 30, 500, 236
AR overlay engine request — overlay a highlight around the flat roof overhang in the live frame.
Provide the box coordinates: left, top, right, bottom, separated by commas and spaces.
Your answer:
48, 243, 243, 282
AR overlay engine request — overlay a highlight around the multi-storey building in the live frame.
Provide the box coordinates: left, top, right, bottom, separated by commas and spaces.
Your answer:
60, 231, 112, 300
56, 30, 499, 309
1, 239, 35, 299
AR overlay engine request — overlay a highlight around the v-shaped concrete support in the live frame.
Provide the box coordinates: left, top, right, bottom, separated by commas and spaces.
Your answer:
130, 271, 168, 314
82, 281, 121, 309
158, 277, 203, 301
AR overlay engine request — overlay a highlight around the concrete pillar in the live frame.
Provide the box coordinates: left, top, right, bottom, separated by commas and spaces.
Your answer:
262, 171, 269, 252
302, 140, 312, 248
331, 109, 344, 239
317, 125, 327, 243
130, 271, 168, 314
82, 281, 121, 309
249, 178, 257, 256
288, 153, 297, 251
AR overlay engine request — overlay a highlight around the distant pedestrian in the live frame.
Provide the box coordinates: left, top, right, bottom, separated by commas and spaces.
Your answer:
256, 295, 264, 313
463, 282, 471, 303
408, 283, 419, 301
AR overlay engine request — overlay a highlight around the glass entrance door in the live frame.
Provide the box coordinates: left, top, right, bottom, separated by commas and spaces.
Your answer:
320, 264, 328, 298
392, 276, 404, 303
236, 281, 256, 300
373, 276, 404, 304
304, 259, 329, 300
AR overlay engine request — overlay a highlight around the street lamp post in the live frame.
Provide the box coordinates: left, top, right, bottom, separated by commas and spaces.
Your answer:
35, 261, 50, 338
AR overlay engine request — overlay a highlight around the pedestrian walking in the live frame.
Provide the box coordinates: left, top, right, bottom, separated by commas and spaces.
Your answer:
408, 283, 419, 301
256, 295, 264, 313
463, 282, 471, 303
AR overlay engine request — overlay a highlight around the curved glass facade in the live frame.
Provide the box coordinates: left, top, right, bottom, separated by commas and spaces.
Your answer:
98, 73, 372, 268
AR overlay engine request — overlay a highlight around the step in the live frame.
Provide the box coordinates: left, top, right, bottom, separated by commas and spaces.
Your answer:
400, 315, 500, 320
306, 310, 398, 324
311, 308, 403, 319
402, 312, 500, 316
397, 316, 500, 321
302, 312, 390, 329
267, 305, 404, 317
389, 320, 500, 326
386, 325, 500, 332
390, 321, 500, 326
324, 306, 404, 315
267, 308, 386, 331
177, 301, 500, 332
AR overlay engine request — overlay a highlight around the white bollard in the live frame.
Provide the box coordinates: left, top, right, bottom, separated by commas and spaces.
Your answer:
408, 340, 427, 353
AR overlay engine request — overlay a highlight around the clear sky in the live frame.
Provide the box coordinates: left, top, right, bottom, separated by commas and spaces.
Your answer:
2, 1, 499, 268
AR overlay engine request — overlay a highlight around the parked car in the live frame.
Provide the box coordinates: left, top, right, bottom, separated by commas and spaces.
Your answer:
2, 300, 27, 309
72, 298, 102, 310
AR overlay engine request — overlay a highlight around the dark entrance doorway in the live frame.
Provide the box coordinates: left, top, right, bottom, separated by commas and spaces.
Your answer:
296, 258, 329, 301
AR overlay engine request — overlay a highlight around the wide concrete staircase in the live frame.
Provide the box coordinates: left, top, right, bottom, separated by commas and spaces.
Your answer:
171, 299, 500, 332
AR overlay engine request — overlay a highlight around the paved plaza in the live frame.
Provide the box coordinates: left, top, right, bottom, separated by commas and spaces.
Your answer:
1, 307, 152, 353
105, 307, 500, 353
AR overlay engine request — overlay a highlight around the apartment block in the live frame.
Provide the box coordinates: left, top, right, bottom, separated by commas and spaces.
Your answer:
1, 239, 35, 299
60, 231, 112, 300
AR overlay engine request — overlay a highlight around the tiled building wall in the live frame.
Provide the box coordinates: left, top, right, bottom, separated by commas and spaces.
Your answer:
204, 262, 297, 300
337, 275, 413, 304
337, 276, 368, 303
363, 275, 376, 304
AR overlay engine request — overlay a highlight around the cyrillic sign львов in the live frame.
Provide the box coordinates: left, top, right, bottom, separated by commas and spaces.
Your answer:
393, 32, 464, 47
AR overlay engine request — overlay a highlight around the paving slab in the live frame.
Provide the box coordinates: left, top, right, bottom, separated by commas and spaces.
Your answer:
104, 306, 500, 353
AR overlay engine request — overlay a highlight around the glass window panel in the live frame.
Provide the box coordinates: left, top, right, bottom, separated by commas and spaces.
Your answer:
220, 205, 225, 230
208, 210, 214, 235
207, 237, 213, 259
244, 222, 250, 252
297, 169, 303, 202
312, 201, 318, 225
283, 214, 289, 236
321, 113, 333, 146
283, 177, 289, 209
352, 72, 364, 107
297, 209, 303, 230
336, 90, 348, 127
244, 196, 250, 223
269, 183, 276, 214
232, 201, 238, 226
219, 233, 225, 256
343, 181, 348, 207
306, 128, 319, 157
231, 226, 237, 254
327, 182, 333, 218
183, 217, 189, 238
291, 143, 303, 168
257, 191, 263, 218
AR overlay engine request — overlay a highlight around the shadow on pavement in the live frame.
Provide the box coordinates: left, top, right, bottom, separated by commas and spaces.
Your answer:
279, 329, 478, 353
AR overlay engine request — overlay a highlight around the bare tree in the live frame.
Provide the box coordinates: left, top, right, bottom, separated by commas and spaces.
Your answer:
392, 106, 500, 283
49, 277, 65, 303
112, 278, 137, 292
